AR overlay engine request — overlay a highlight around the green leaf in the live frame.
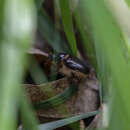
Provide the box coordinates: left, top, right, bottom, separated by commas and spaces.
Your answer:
0, 0, 38, 130
20, 90, 38, 130
59, 0, 77, 56
79, 0, 130, 129
125, 0, 130, 7
74, 10, 97, 69
38, 10, 70, 54
34, 84, 77, 109
35, 0, 44, 9
39, 111, 99, 130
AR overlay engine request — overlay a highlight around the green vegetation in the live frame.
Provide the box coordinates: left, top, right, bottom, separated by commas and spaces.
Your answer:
0, 0, 130, 129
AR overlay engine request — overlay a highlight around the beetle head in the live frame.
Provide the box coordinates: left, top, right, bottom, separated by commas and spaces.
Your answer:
57, 53, 67, 62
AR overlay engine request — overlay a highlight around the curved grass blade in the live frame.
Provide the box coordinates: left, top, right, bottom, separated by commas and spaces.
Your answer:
59, 0, 77, 56
39, 111, 99, 130
34, 84, 77, 109
29, 57, 48, 84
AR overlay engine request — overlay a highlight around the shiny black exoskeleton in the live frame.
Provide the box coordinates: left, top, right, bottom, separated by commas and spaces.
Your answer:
58, 53, 90, 74
57, 53, 90, 79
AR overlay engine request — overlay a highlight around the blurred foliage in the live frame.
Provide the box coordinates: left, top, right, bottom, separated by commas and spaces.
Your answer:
38, 9, 71, 54
125, 0, 130, 7
74, 8, 97, 69
0, 0, 38, 130
1, 0, 130, 130
78, 0, 130, 130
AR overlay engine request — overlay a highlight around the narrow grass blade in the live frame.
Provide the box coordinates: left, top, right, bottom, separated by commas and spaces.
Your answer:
39, 111, 99, 130
59, 0, 77, 56
38, 10, 70, 54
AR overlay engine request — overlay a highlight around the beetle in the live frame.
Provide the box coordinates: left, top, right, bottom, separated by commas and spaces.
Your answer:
26, 49, 91, 84
57, 53, 90, 82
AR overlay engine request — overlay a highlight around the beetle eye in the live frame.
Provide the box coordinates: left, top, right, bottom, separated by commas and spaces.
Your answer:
57, 53, 66, 61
